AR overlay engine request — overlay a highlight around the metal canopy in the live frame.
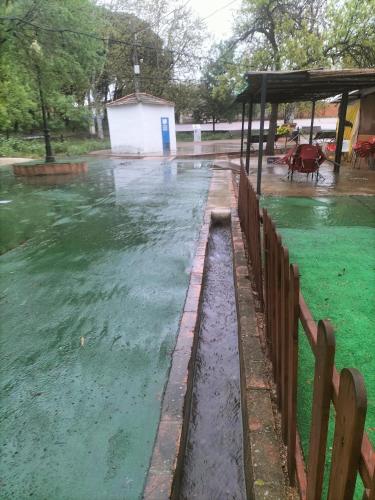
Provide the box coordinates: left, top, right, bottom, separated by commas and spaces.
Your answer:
236, 69, 375, 104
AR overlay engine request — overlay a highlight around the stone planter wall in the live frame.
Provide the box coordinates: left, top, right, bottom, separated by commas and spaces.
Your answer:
13, 161, 88, 176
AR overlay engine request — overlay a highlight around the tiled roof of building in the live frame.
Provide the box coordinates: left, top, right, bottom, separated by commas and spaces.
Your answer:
107, 92, 174, 107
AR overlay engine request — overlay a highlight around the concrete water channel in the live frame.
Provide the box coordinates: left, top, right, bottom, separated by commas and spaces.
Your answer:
0, 159, 259, 499
180, 218, 246, 499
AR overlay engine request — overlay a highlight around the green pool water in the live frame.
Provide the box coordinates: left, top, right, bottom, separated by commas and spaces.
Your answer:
0, 158, 211, 499
261, 195, 375, 497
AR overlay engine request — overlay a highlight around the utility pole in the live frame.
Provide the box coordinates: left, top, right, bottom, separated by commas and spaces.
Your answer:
133, 34, 140, 93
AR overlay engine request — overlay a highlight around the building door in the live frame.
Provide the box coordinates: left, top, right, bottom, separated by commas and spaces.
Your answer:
161, 117, 170, 153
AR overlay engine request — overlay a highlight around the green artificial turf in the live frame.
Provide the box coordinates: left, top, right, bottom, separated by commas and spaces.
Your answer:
261, 195, 375, 497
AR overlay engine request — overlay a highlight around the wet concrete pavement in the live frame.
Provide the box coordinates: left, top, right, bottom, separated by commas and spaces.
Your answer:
224, 157, 375, 196
177, 140, 241, 156
0, 157, 32, 166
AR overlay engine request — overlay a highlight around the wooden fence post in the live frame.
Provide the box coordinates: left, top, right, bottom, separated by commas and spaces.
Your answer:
254, 195, 263, 308
306, 320, 336, 500
287, 263, 300, 485
242, 173, 248, 238
263, 209, 270, 345
270, 223, 277, 379
275, 234, 282, 407
281, 246, 290, 444
327, 368, 367, 500
268, 217, 275, 362
246, 180, 251, 253
238, 167, 243, 222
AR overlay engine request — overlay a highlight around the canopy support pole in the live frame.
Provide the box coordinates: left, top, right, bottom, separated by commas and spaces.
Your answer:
256, 75, 267, 195
245, 99, 253, 174
240, 102, 246, 158
309, 100, 316, 145
334, 91, 349, 172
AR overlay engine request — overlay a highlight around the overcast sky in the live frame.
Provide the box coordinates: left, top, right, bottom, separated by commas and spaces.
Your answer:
189, 0, 241, 41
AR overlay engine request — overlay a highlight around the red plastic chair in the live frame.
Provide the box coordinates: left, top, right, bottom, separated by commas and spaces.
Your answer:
353, 141, 372, 169
325, 142, 336, 160
288, 144, 325, 180
274, 146, 297, 165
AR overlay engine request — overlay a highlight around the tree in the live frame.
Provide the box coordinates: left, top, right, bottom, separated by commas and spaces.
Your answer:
0, 0, 105, 157
94, 9, 172, 99
233, 0, 327, 153
191, 43, 242, 131
91, 1, 206, 133
164, 82, 201, 123
324, 0, 375, 67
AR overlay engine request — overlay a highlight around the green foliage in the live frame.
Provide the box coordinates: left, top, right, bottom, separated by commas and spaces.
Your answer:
176, 131, 242, 142
276, 124, 292, 136
0, 58, 36, 133
0, 136, 110, 158
191, 43, 242, 129
93, 8, 171, 101
0, 137, 43, 157
93, 0, 206, 113
48, 94, 92, 131
0, 0, 105, 138
234, 0, 375, 72
325, 0, 375, 67
234, 0, 328, 71
0, 0, 207, 141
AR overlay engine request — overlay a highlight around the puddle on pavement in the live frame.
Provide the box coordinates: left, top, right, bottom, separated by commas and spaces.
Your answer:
180, 222, 246, 499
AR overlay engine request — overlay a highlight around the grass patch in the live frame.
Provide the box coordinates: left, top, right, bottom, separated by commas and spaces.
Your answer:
262, 195, 375, 498
176, 130, 242, 142
0, 136, 110, 159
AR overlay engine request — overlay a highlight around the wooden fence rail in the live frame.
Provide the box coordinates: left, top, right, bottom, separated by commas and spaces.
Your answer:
237, 165, 375, 499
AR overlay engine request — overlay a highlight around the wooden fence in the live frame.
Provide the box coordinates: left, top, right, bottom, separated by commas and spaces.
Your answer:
238, 166, 263, 308
237, 165, 375, 499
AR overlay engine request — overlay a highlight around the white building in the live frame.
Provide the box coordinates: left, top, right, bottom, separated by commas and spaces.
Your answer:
107, 93, 177, 155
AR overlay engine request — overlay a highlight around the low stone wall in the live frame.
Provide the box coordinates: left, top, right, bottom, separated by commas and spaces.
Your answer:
13, 161, 88, 176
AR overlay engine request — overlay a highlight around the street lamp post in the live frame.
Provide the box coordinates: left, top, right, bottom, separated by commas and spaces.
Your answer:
36, 66, 55, 163
31, 40, 55, 163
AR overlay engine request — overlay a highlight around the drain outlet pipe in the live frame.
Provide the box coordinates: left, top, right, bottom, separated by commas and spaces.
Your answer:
211, 209, 231, 226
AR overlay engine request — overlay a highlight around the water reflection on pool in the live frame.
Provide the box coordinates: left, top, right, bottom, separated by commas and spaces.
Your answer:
0, 158, 211, 499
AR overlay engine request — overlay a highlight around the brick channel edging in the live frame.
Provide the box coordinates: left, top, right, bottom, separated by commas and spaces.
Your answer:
143, 182, 211, 500
230, 174, 286, 499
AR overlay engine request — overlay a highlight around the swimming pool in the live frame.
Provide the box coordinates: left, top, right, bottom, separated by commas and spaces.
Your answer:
0, 158, 212, 499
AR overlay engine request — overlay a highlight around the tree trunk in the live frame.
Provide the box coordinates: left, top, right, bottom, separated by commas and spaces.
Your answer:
87, 92, 96, 136
265, 102, 278, 155
212, 117, 215, 132
96, 112, 104, 140
284, 103, 295, 124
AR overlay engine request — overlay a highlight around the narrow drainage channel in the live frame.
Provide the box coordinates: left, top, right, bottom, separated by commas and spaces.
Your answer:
180, 216, 246, 499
